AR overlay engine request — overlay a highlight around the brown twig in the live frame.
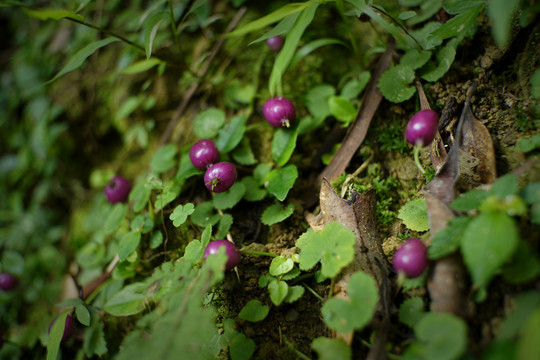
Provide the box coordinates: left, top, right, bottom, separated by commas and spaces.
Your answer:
317, 40, 395, 184
158, 6, 247, 146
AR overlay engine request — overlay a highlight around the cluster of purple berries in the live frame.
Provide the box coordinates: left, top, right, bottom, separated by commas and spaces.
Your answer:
189, 139, 237, 193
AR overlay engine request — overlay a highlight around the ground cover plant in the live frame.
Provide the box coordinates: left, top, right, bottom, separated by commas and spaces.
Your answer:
0, 0, 539, 359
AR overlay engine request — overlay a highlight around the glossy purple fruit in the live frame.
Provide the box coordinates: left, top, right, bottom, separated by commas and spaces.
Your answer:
266, 35, 284, 53
49, 314, 76, 343
204, 239, 241, 270
405, 109, 439, 147
262, 97, 296, 128
0, 273, 17, 291
204, 162, 237, 193
189, 139, 220, 170
105, 176, 131, 204
393, 238, 428, 278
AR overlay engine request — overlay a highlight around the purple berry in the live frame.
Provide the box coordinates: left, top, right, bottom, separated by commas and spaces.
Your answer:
393, 238, 428, 278
204, 162, 237, 193
405, 109, 439, 147
0, 273, 17, 291
105, 176, 131, 204
204, 239, 241, 270
189, 139, 220, 170
49, 314, 76, 343
262, 97, 296, 128
266, 35, 284, 53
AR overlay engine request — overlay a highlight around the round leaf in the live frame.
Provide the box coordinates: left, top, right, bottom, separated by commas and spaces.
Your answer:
194, 108, 226, 138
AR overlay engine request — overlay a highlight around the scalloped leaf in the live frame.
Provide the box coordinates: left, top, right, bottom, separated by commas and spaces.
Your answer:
378, 65, 416, 103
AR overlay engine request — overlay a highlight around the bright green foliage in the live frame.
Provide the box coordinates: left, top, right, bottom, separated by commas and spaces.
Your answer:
268, 279, 289, 305
216, 114, 247, 153
398, 296, 426, 328
238, 300, 269, 322
328, 96, 357, 125
269, 256, 295, 276
321, 271, 379, 333
428, 216, 471, 259
194, 108, 226, 139
212, 182, 246, 210
118, 231, 142, 261
151, 144, 178, 174
265, 164, 298, 201
296, 222, 356, 280
169, 203, 195, 227
311, 337, 351, 360
398, 198, 429, 232
46, 310, 70, 360
404, 312, 468, 360
378, 65, 416, 103
461, 211, 519, 292
83, 310, 108, 357
261, 203, 295, 225
272, 127, 299, 166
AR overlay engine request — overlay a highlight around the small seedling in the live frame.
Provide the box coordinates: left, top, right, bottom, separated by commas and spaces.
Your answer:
405, 109, 439, 173
266, 35, 284, 53
105, 176, 132, 204
204, 162, 237, 193
393, 237, 428, 280
189, 139, 220, 170
49, 314, 76, 343
262, 97, 296, 128
0, 273, 17, 291
204, 239, 241, 270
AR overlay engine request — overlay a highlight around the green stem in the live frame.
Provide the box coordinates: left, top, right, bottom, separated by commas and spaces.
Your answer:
413, 145, 426, 174
241, 250, 279, 258
303, 283, 324, 302
168, 0, 181, 55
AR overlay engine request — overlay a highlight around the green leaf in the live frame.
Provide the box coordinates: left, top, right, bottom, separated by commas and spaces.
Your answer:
122, 58, 164, 74
398, 297, 426, 328
129, 181, 151, 213
191, 201, 220, 227
378, 65, 416, 103
248, 12, 300, 45
321, 271, 378, 333
49, 38, 119, 83
502, 240, 540, 284
193, 108, 226, 138
215, 114, 247, 153
216, 213, 233, 239
212, 182, 246, 210
104, 283, 146, 316
150, 144, 178, 174
518, 305, 540, 359
284, 285, 304, 303
104, 203, 127, 235
25, 7, 85, 22
461, 211, 519, 290
489, 173, 518, 198
154, 181, 181, 211
144, 11, 167, 60
268, 279, 288, 305
232, 138, 257, 166
296, 222, 356, 279
328, 96, 356, 126
241, 176, 267, 202
238, 300, 269, 322
183, 225, 212, 264
340, 72, 370, 100
265, 164, 298, 201
427, 3, 483, 44
75, 303, 91, 326
398, 198, 429, 232
487, 0, 518, 46
406, 0, 443, 25
261, 203, 295, 225
400, 49, 432, 70
272, 127, 298, 166
229, 332, 256, 360
269, 256, 294, 276
170, 203, 195, 227
450, 189, 489, 212
227, 2, 313, 37
420, 39, 458, 82
516, 134, 540, 153
269, 4, 319, 96
83, 314, 108, 357
311, 337, 351, 360
150, 231, 163, 249
428, 216, 471, 259
497, 291, 540, 340
290, 38, 350, 68
414, 312, 468, 360
118, 231, 142, 261
304, 84, 335, 120
46, 310, 70, 360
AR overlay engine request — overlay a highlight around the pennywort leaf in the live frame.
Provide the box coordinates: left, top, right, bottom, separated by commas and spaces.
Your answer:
261, 203, 295, 225
194, 108, 226, 139
398, 198, 429, 232
265, 164, 298, 201
378, 64, 416, 103
170, 203, 195, 227
150, 144, 178, 174
311, 337, 351, 360
238, 300, 269, 322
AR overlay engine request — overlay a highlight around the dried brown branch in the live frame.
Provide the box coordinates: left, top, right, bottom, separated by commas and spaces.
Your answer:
317, 41, 395, 184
